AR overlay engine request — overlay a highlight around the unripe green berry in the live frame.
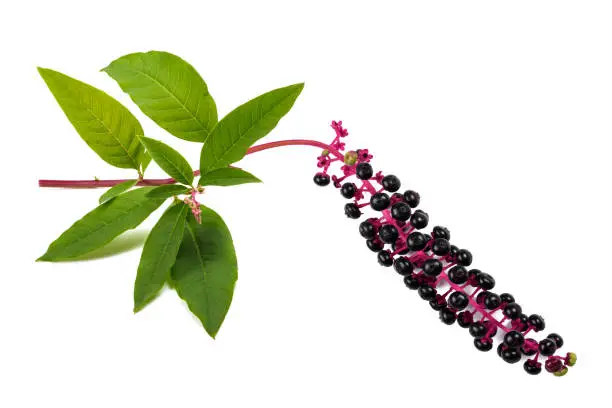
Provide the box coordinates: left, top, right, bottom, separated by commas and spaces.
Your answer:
566, 352, 577, 366
553, 366, 569, 377
344, 151, 358, 165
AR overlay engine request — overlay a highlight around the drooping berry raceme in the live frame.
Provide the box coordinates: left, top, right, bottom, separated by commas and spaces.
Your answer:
313, 120, 576, 376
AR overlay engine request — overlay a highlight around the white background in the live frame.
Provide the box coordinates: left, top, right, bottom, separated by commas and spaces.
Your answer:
1, 1, 611, 406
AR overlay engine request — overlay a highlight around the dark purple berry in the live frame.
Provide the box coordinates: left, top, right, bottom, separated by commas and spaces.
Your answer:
382, 175, 401, 192
515, 314, 530, 331
392, 240, 409, 255
406, 232, 427, 251
390, 202, 411, 221
359, 220, 376, 239
432, 226, 450, 240
418, 286, 437, 301
501, 348, 522, 364
469, 322, 487, 338
403, 190, 420, 208
474, 338, 493, 352
431, 238, 450, 256
366, 238, 383, 252
378, 224, 398, 244
538, 339, 557, 356
477, 273, 495, 290
313, 173, 330, 186
370, 192, 390, 211
457, 311, 473, 328
356, 162, 373, 180
500, 293, 515, 304
456, 249, 473, 266
448, 266, 468, 284
430, 295, 447, 311
344, 203, 361, 219
547, 333, 564, 348
503, 302, 522, 319
521, 339, 538, 356
483, 292, 501, 309
410, 209, 429, 229
340, 182, 357, 198
403, 274, 420, 289
528, 314, 545, 332
504, 330, 525, 348
448, 291, 469, 310
377, 250, 393, 267
449, 245, 460, 259
439, 308, 457, 325
393, 257, 413, 276
422, 259, 443, 276
524, 360, 542, 375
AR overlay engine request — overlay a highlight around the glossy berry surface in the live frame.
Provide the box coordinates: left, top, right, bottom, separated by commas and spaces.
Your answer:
503, 302, 522, 319
547, 333, 564, 348
340, 182, 357, 198
377, 250, 393, 267
524, 360, 542, 375
431, 238, 450, 256
501, 348, 522, 364
393, 257, 413, 276
406, 232, 427, 251
439, 308, 456, 325
370, 192, 390, 211
313, 173, 330, 186
403, 190, 420, 208
430, 296, 447, 311
422, 259, 443, 276
382, 175, 401, 192
538, 339, 557, 356
469, 322, 487, 338
378, 224, 398, 244
344, 203, 361, 219
448, 266, 468, 284
359, 220, 376, 239
448, 292, 469, 310
500, 293, 515, 304
483, 292, 501, 309
403, 274, 420, 289
528, 314, 545, 332
390, 202, 411, 221
356, 162, 373, 180
456, 249, 473, 266
432, 226, 450, 240
418, 286, 437, 301
457, 311, 473, 328
474, 338, 493, 352
366, 239, 383, 252
477, 273, 495, 290
410, 209, 429, 229
504, 331, 525, 348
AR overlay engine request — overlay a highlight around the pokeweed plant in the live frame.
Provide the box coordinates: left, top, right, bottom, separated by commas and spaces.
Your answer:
38, 51, 576, 375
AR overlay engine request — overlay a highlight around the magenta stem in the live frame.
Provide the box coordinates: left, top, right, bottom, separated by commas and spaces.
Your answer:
38, 139, 343, 189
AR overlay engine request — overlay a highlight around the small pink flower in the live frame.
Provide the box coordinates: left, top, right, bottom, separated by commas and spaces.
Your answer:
357, 149, 373, 162
317, 155, 331, 168
374, 171, 384, 184
331, 120, 349, 138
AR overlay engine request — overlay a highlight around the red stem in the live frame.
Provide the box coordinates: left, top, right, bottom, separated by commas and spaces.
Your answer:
38, 139, 343, 189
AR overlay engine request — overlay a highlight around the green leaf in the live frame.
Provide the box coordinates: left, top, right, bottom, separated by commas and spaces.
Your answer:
199, 83, 304, 174
38, 67, 146, 170
99, 180, 138, 204
38, 187, 165, 261
133, 202, 189, 312
198, 167, 261, 187
102, 51, 217, 142
146, 184, 191, 199
138, 136, 194, 185
171, 206, 237, 338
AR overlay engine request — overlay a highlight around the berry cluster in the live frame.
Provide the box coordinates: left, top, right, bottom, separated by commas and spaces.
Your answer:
313, 121, 576, 376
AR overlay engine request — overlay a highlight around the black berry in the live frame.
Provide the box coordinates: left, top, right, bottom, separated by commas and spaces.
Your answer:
403, 274, 420, 289
432, 226, 450, 240
313, 173, 330, 186
456, 249, 473, 266
457, 311, 473, 328
528, 314, 545, 332
377, 250, 393, 267
431, 238, 451, 256
418, 286, 437, 301
523, 360, 542, 375
403, 190, 420, 208
344, 203, 361, 219
370, 192, 390, 211
501, 348, 522, 364
469, 322, 487, 338
422, 259, 443, 276
430, 296, 447, 311
538, 338, 557, 356
359, 220, 376, 239
356, 162, 373, 180
504, 330, 525, 348
406, 232, 427, 251
410, 209, 429, 229
382, 175, 401, 192
439, 308, 457, 325
378, 224, 398, 244
448, 292, 469, 310
547, 333, 564, 348
500, 293, 515, 304
390, 202, 411, 221
340, 182, 357, 198
477, 273, 495, 290
366, 238, 384, 252
393, 257, 413, 276
483, 292, 501, 309
503, 302, 522, 319
448, 266, 468, 284
474, 338, 493, 352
